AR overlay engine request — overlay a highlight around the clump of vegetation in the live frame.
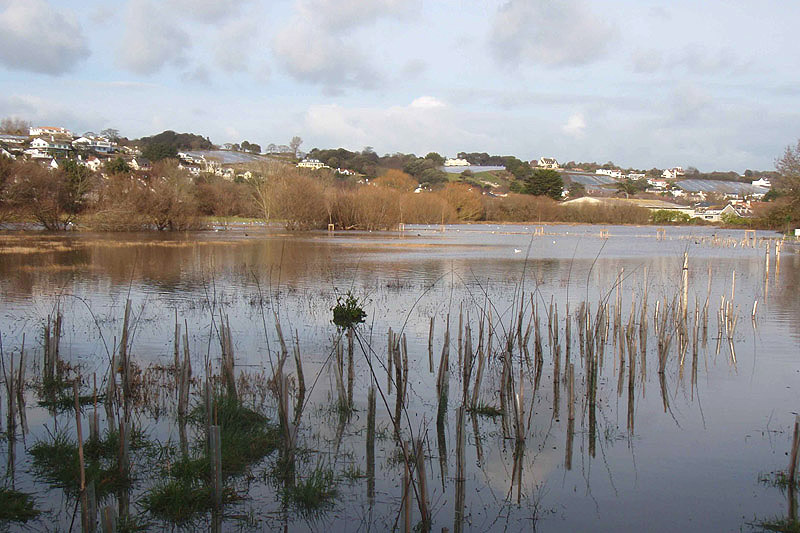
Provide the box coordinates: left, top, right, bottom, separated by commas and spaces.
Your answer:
650, 209, 694, 224
331, 292, 366, 330
189, 393, 281, 476
0, 487, 40, 523
284, 465, 338, 515
144, 393, 279, 524
29, 429, 138, 499
143, 476, 237, 524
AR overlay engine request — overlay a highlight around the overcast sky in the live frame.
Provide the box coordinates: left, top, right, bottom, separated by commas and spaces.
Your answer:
1, 0, 798, 171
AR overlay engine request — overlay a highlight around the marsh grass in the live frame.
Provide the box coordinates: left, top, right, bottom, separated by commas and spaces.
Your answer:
284, 465, 338, 514
0, 488, 40, 522
144, 393, 279, 524
29, 428, 146, 499
142, 479, 237, 524
189, 393, 281, 476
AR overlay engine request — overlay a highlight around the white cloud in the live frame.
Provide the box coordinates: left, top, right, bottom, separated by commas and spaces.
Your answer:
304, 98, 487, 154
632, 49, 663, 73
163, 0, 252, 23
562, 112, 586, 138
117, 0, 190, 75
489, 0, 615, 67
300, 0, 417, 29
214, 16, 258, 73
273, 18, 379, 89
273, 0, 418, 89
410, 96, 445, 109
0, 0, 89, 75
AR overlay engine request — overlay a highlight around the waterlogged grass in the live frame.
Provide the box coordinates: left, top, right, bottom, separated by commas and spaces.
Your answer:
190, 393, 281, 476
143, 479, 236, 524
29, 428, 146, 499
144, 393, 279, 524
285, 466, 338, 515
0, 488, 40, 523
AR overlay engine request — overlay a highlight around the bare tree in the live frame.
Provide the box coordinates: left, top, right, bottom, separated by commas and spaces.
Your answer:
289, 136, 303, 157
0, 117, 31, 135
776, 139, 800, 194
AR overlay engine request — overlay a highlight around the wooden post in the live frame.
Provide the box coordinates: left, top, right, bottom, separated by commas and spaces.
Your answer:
788, 415, 800, 489
101, 506, 117, 533
210, 425, 223, 509
428, 316, 435, 373
74, 380, 88, 533
415, 438, 430, 528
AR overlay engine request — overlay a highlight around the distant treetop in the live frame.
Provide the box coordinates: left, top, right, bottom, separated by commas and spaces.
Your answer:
137, 130, 214, 151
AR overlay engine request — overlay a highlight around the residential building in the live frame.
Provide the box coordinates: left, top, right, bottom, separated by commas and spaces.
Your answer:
662, 167, 685, 180
0, 134, 27, 145
751, 177, 771, 188
297, 158, 329, 170
596, 168, 622, 179
29, 126, 72, 137
130, 157, 151, 171
536, 157, 559, 169
693, 204, 742, 222
73, 136, 115, 153
444, 157, 470, 166
30, 136, 72, 154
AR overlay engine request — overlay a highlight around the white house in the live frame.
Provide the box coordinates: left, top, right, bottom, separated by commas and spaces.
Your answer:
751, 177, 771, 188
0, 134, 27, 145
627, 173, 645, 180
31, 136, 71, 153
536, 157, 559, 169
49, 158, 59, 170
130, 157, 151, 171
694, 204, 742, 222
647, 178, 669, 189
1, 147, 15, 159
444, 157, 470, 167
73, 136, 114, 153
23, 148, 50, 160
79, 156, 104, 172
29, 126, 72, 137
662, 167, 685, 180
596, 169, 622, 179
297, 158, 329, 170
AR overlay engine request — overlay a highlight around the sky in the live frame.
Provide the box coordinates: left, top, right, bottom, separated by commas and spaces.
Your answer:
1, 0, 799, 172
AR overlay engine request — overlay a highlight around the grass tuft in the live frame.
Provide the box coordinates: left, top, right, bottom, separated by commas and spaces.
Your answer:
285, 466, 338, 514
0, 488, 40, 522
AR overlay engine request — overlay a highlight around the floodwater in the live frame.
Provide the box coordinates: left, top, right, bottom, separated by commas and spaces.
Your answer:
0, 224, 798, 532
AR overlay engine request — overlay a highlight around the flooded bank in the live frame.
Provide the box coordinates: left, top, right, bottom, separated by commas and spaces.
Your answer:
0, 224, 798, 532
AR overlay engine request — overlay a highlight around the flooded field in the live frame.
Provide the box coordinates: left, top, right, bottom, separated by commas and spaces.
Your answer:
0, 224, 798, 532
